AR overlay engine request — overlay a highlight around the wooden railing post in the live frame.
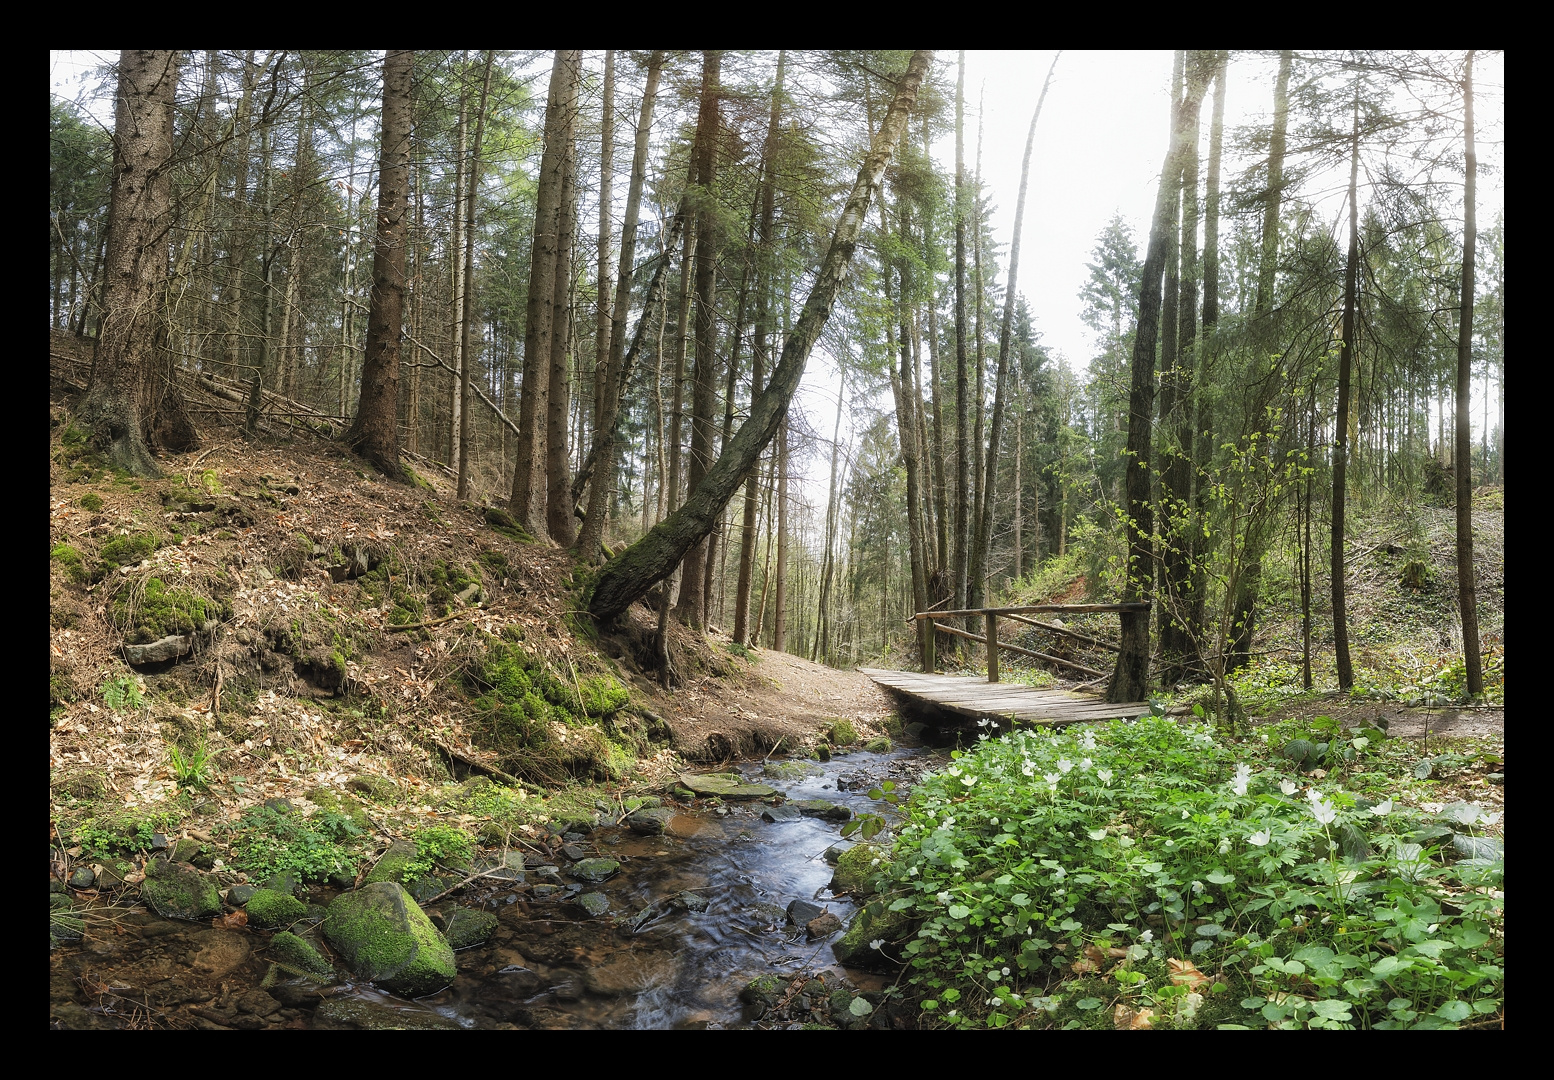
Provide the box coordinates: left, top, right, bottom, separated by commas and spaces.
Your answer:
924, 615, 936, 673
985, 611, 999, 683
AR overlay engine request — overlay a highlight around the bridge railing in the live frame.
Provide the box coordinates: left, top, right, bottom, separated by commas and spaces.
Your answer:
914, 603, 1149, 683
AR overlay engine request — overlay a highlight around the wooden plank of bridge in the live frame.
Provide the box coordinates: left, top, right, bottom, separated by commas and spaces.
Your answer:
859, 668, 1152, 726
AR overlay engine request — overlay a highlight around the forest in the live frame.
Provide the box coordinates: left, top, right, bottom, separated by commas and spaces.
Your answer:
50, 50, 1502, 708
49, 48, 1504, 1032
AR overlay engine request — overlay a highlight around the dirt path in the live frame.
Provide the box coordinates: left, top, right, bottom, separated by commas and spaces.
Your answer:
637, 641, 894, 762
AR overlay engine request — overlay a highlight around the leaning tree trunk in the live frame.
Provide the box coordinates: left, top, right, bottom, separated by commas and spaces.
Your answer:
81, 49, 182, 478
345, 49, 413, 479
1454, 50, 1484, 696
587, 50, 933, 626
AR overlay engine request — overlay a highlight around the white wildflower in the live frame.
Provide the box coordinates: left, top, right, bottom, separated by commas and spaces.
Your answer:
1369, 799, 1393, 817
1097, 768, 1114, 786
1248, 829, 1271, 847
1231, 763, 1252, 797
1280, 779, 1298, 796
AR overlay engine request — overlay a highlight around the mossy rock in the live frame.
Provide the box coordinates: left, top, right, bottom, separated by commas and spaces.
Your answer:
323, 882, 456, 997
346, 774, 397, 802
112, 577, 213, 645
246, 888, 308, 929
762, 760, 823, 781
363, 840, 418, 886
863, 736, 892, 753
140, 858, 221, 920
441, 907, 499, 950
827, 719, 859, 746
98, 531, 159, 573
677, 772, 778, 800
832, 905, 914, 970
483, 506, 535, 544
830, 844, 890, 897
268, 930, 333, 979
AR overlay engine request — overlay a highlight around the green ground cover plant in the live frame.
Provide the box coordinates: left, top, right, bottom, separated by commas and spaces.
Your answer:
225, 802, 366, 882
853, 716, 1503, 1029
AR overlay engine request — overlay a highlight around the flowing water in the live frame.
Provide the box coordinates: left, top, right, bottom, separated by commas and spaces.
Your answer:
50, 747, 938, 1030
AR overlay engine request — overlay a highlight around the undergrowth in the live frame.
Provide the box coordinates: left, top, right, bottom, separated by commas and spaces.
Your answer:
850, 716, 1503, 1029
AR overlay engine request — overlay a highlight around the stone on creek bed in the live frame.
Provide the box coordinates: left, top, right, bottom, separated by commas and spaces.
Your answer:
677, 772, 779, 800
624, 807, 675, 835
760, 803, 803, 823
790, 799, 853, 822
140, 857, 221, 920
322, 881, 456, 997
312, 998, 464, 1030
570, 857, 620, 883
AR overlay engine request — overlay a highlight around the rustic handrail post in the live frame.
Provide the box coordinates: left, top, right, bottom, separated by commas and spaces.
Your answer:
985, 610, 999, 683
923, 614, 936, 673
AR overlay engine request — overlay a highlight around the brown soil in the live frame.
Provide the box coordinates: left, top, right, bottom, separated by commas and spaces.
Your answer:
637, 637, 894, 763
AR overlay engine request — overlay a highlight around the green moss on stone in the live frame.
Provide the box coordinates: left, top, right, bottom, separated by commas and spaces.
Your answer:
831, 844, 890, 897
827, 719, 859, 746
112, 577, 212, 644
323, 881, 455, 996
246, 888, 308, 929
99, 532, 159, 572
140, 858, 221, 920
268, 930, 333, 978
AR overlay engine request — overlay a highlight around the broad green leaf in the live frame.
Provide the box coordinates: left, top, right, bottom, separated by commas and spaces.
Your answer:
1435, 1000, 1471, 1022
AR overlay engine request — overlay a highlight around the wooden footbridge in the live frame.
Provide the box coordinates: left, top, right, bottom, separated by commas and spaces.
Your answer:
860, 601, 1153, 728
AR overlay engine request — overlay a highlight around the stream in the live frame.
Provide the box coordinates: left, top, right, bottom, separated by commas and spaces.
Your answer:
50, 746, 938, 1030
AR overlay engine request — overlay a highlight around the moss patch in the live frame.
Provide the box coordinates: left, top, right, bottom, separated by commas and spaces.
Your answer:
51, 543, 90, 585
99, 531, 159, 573
831, 843, 890, 897
268, 930, 333, 979
246, 887, 308, 929
112, 577, 213, 644
323, 882, 455, 997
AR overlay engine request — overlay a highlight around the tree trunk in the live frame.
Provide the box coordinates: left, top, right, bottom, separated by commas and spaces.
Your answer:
587, 50, 932, 626
1159, 52, 1211, 684
1107, 51, 1197, 704
457, 52, 493, 500
345, 50, 413, 479
1455, 51, 1484, 696
511, 50, 579, 531
546, 51, 582, 545
591, 50, 616, 444
734, 51, 785, 644
676, 50, 723, 628
952, 52, 971, 614
576, 50, 664, 560
81, 50, 181, 477
1330, 97, 1362, 691
973, 54, 1056, 612
773, 417, 790, 651
448, 69, 467, 466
